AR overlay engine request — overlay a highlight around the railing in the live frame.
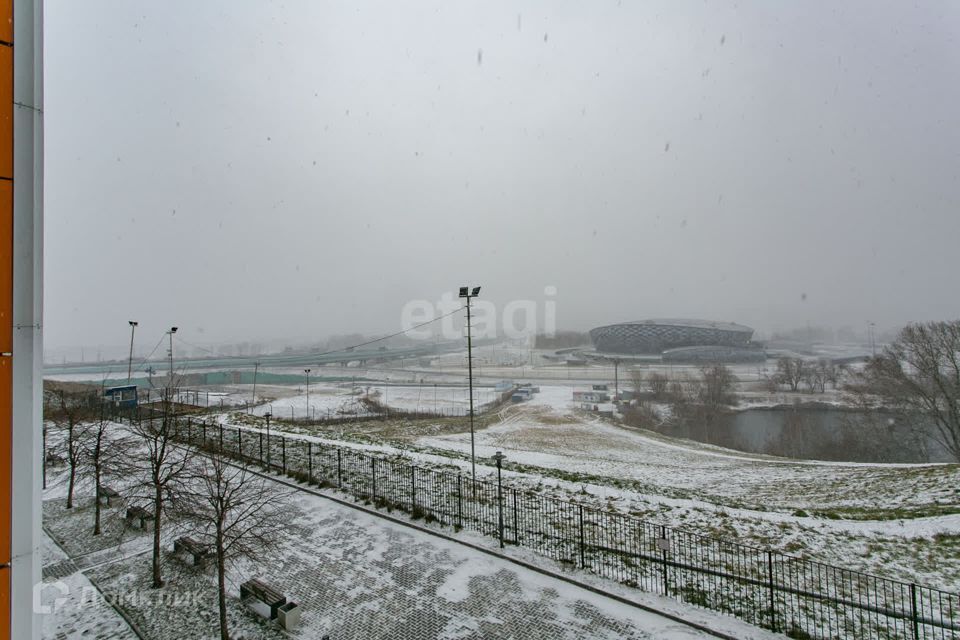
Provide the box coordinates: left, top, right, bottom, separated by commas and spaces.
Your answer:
134, 409, 960, 639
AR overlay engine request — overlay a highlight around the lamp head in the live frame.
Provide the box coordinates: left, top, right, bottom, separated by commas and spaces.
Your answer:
458, 286, 468, 298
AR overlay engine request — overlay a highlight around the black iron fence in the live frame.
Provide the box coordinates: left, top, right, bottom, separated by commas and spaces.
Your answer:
137, 410, 959, 639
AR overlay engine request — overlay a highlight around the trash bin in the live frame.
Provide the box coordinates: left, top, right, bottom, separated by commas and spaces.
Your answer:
277, 602, 301, 631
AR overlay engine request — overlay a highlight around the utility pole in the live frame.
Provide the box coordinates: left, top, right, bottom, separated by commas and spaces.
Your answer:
127, 320, 138, 383
459, 286, 481, 487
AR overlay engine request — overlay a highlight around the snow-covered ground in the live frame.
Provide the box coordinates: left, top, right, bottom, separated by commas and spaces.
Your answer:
244, 384, 500, 419
248, 383, 374, 419
215, 383, 960, 590
41, 446, 774, 640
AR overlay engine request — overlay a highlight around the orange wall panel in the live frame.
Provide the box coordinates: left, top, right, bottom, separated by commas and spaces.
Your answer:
0, 181, 10, 354
0, 356, 9, 565
0, 567, 8, 640
0, 46, 9, 180
0, 0, 9, 44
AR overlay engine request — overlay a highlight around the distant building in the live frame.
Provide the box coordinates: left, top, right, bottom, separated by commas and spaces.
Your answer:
104, 384, 138, 409
590, 319, 754, 355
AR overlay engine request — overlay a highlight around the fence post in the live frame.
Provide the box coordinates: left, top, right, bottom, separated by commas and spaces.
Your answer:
281, 437, 286, 473
218, 423, 223, 452
513, 489, 519, 544
337, 449, 342, 487
767, 551, 777, 632
661, 525, 669, 596
457, 475, 463, 529
307, 442, 313, 482
202, 421, 206, 444
410, 466, 416, 512
371, 457, 377, 500
259, 431, 263, 465
497, 470, 505, 549
910, 583, 919, 640
578, 505, 585, 568
237, 428, 242, 458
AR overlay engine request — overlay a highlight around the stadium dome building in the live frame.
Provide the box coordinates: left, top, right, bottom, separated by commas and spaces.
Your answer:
589, 319, 755, 355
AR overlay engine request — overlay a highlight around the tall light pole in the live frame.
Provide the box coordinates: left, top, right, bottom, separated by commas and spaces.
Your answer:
459, 285, 481, 486
127, 320, 138, 383
168, 327, 178, 399
304, 368, 311, 420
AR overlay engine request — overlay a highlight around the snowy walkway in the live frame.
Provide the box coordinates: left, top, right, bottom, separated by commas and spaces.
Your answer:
249, 496, 715, 639
40, 480, 773, 640
40, 531, 139, 640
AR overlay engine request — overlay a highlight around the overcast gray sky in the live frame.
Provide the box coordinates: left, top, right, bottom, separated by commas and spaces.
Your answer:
44, 0, 960, 353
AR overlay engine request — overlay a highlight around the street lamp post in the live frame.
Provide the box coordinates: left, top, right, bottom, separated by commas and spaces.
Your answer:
459, 285, 481, 487
167, 326, 178, 400
493, 450, 506, 548
304, 368, 311, 420
264, 412, 272, 470
127, 320, 138, 383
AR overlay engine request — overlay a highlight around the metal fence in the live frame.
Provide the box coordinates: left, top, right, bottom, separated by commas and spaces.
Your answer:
152, 412, 959, 639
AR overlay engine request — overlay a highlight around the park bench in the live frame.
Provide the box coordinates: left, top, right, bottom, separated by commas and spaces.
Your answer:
173, 536, 210, 567
97, 486, 120, 507
240, 578, 301, 630
125, 505, 154, 531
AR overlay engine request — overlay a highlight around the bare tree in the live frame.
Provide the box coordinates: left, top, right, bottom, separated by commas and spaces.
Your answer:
129, 391, 195, 587
190, 450, 288, 640
648, 372, 670, 399
806, 359, 840, 394
850, 320, 960, 461
775, 357, 806, 392
46, 389, 95, 509
698, 364, 738, 407
83, 404, 136, 535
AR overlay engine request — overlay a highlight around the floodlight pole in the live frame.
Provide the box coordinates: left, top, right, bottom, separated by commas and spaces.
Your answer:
127, 320, 138, 383
168, 327, 178, 399
459, 285, 481, 488
467, 297, 475, 484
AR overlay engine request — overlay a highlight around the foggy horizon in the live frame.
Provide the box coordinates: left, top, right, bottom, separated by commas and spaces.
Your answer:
44, 1, 960, 353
